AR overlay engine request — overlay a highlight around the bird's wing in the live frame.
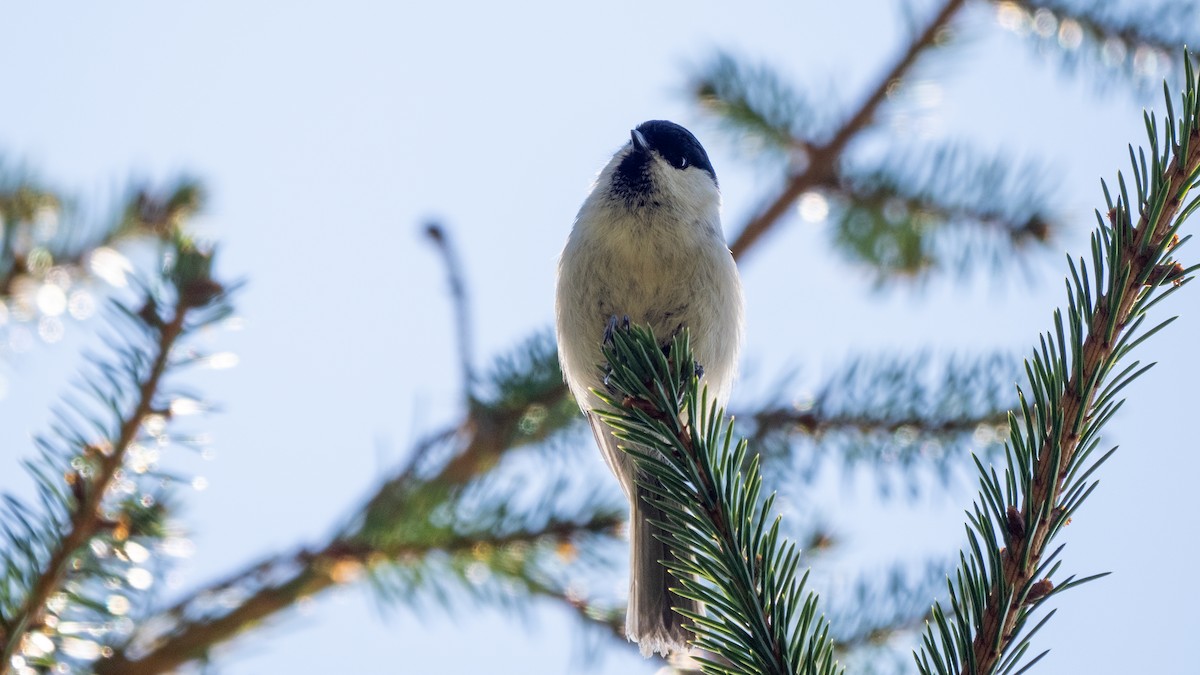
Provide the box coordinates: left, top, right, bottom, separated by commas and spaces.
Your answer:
587, 411, 635, 500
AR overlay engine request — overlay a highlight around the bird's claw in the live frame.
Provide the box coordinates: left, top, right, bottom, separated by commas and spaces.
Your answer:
603, 314, 631, 345
602, 367, 618, 394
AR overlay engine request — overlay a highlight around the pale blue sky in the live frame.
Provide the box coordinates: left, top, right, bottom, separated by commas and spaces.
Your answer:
2, 2, 1197, 674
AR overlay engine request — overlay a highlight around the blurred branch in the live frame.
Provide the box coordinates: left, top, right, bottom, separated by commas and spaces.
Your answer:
12, 8, 1198, 673
828, 564, 948, 668
721, 0, 967, 261
424, 221, 475, 399
694, 3, 1070, 281
0, 179, 203, 365
831, 144, 1057, 280
993, 0, 1200, 87
0, 176, 61, 298
429, 333, 577, 486
0, 180, 199, 300
98, 331, 602, 674
694, 52, 817, 159
110, 326, 1017, 673
749, 353, 1016, 485
96, 513, 620, 675
753, 405, 1006, 444
0, 229, 232, 674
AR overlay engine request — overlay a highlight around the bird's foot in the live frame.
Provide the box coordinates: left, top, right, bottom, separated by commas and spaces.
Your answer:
603, 314, 631, 346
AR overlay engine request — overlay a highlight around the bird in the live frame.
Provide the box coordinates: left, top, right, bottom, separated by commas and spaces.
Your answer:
554, 120, 744, 656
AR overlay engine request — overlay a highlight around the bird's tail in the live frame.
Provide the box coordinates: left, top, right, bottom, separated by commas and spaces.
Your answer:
626, 478, 698, 657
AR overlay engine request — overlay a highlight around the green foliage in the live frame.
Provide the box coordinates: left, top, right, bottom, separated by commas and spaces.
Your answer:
691, 50, 1064, 283
597, 325, 841, 675
583, 53, 1198, 673
750, 352, 1016, 497
914, 53, 1200, 674
0, 173, 200, 316
692, 51, 819, 159
473, 330, 578, 450
353, 384, 622, 606
6, 5, 1199, 674
0, 184, 234, 674
996, 0, 1200, 91
827, 564, 949, 675
835, 144, 1056, 281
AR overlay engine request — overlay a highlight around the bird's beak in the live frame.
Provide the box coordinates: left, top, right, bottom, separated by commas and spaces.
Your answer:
630, 128, 649, 153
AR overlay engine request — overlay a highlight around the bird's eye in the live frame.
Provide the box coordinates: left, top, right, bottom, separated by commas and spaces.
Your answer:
678, 156, 689, 169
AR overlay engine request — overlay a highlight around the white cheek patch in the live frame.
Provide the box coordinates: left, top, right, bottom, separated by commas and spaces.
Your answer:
656, 163, 721, 216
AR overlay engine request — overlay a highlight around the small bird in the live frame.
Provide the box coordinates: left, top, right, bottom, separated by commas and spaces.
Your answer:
555, 120, 744, 656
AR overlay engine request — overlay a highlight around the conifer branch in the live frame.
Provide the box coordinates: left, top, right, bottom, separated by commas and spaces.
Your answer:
8, 7, 1198, 673
916, 54, 1200, 674
753, 407, 1006, 442
96, 333, 610, 674
0, 177, 61, 298
996, 0, 1200, 83
597, 326, 840, 675
698, 81, 1061, 279
726, 0, 966, 261
693, 52, 818, 159
749, 353, 1015, 482
0, 181, 199, 303
96, 513, 619, 675
832, 146, 1057, 279
0, 231, 230, 675
0, 309, 185, 673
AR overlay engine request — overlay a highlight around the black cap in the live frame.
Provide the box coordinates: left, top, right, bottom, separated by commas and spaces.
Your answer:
632, 120, 716, 183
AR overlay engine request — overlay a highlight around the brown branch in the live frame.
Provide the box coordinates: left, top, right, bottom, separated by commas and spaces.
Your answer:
616, 369, 794, 669
94, 316, 579, 673
729, 0, 967, 261
435, 385, 569, 485
965, 108, 1200, 673
0, 301, 190, 674
96, 514, 621, 675
0, 189, 181, 300
0, 185, 60, 298
751, 406, 1009, 439
836, 612, 931, 657
425, 221, 476, 399
831, 175, 1054, 244
1005, 0, 1197, 58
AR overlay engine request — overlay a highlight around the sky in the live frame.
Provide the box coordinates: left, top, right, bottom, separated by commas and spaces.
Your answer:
2, 1, 1198, 674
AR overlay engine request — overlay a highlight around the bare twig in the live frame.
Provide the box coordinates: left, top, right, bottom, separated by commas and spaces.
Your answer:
425, 221, 476, 399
